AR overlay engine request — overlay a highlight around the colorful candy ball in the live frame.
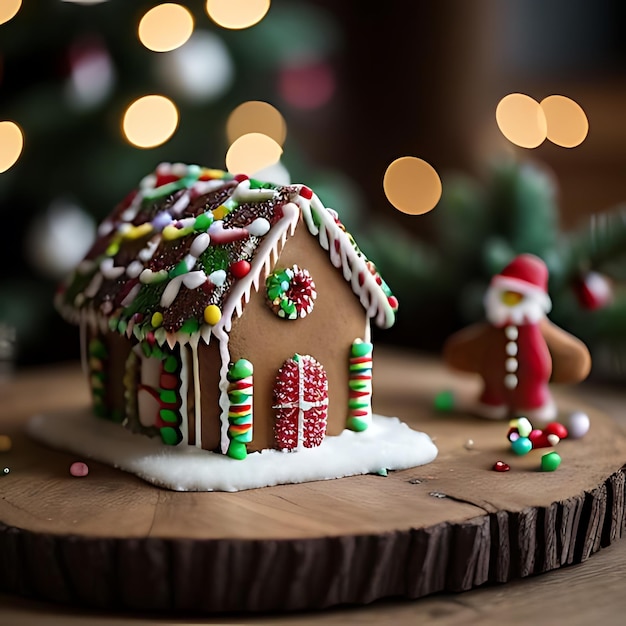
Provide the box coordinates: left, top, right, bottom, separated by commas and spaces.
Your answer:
511, 436, 533, 456
70, 461, 89, 477
541, 451, 561, 472
493, 460, 510, 472
544, 422, 568, 440
433, 389, 455, 413
507, 427, 520, 443
515, 417, 533, 438
567, 411, 590, 439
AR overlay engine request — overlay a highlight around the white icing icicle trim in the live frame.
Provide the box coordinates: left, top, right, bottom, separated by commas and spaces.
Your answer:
190, 335, 202, 448
213, 201, 300, 337
178, 345, 190, 445
218, 336, 232, 454
296, 190, 396, 329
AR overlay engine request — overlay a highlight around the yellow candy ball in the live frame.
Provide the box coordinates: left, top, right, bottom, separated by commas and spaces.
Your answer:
151, 311, 163, 328
203, 305, 222, 326
0, 435, 12, 452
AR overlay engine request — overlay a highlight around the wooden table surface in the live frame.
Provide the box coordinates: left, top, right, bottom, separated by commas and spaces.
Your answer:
1, 346, 626, 625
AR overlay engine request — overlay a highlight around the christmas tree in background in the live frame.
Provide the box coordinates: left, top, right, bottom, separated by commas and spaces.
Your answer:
2, 1, 626, 381
0, 0, 351, 366
354, 156, 626, 381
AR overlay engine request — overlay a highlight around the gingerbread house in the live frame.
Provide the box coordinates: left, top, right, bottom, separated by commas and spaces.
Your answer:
55, 163, 398, 460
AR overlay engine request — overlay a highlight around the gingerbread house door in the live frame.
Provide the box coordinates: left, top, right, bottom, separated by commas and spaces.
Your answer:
273, 354, 328, 450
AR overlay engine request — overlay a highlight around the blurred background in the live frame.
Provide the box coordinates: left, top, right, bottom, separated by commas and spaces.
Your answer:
1, 0, 626, 380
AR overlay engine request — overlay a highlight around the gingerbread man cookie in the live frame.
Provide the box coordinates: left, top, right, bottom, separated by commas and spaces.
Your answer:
443, 254, 591, 422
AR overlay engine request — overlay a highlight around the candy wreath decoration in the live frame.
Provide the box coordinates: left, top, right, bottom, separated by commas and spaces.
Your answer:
266, 265, 317, 320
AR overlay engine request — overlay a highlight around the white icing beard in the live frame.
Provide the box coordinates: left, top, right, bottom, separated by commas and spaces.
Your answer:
484, 285, 549, 327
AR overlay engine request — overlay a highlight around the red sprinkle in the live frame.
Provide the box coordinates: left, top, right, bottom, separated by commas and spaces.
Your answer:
234, 173, 249, 182
299, 185, 313, 199
493, 461, 510, 472
387, 295, 398, 309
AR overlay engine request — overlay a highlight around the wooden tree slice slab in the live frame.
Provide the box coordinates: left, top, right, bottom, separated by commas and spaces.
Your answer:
1, 351, 625, 613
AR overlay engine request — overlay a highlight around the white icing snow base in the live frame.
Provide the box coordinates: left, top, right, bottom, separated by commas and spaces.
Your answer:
27, 409, 438, 492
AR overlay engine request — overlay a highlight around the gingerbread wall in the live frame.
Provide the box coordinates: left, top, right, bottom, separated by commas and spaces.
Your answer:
223, 221, 369, 452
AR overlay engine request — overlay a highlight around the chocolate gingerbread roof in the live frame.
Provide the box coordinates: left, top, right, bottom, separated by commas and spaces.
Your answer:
56, 163, 398, 347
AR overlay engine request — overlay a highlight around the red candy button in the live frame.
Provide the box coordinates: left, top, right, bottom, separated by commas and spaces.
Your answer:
230, 260, 251, 279
493, 461, 510, 472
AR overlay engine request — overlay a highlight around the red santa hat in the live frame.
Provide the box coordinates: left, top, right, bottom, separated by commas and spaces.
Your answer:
490, 253, 552, 312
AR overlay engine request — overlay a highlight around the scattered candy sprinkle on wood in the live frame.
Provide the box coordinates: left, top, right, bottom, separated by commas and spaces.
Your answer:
70, 461, 89, 477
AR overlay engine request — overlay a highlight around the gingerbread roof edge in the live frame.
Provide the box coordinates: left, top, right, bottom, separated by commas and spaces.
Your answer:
55, 163, 398, 348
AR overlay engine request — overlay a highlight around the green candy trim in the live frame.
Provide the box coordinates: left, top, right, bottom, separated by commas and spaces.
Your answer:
160, 426, 182, 446
164, 355, 178, 373
351, 340, 373, 358
347, 416, 369, 432
227, 440, 248, 460
228, 358, 253, 381
159, 389, 177, 405
160, 408, 178, 423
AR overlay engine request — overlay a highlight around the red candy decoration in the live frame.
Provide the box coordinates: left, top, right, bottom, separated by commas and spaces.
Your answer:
299, 185, 313, 200
544, 422, 568, 439
274, 355, 328, 450
234, 173, 249, 182
155, 173, 179, 187
574, 271, 613, 311
529, 429, 553, 448
493, 461, 510, 472
230, 260, 251, 279
387, 295, 399, 310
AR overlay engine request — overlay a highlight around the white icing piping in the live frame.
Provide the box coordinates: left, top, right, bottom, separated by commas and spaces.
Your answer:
218, 336, 232, 454
364, 319, 371, 344
296, 190, 395, 329
190, 335, 202, 448
178, 344, 189, 445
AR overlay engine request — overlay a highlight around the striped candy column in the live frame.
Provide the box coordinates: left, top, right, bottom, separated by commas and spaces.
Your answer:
347, 339, 373, 432
226, 358, 254, 459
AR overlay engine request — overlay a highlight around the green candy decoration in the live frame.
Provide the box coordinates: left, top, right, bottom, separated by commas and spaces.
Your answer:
228, 358, 254, 381
347, 416, 368, 432
541, 451, 561, 472
433, 390, 455, 412
347, 339, 373, 432
227, 441, 248, 460
160, 426, 182, 446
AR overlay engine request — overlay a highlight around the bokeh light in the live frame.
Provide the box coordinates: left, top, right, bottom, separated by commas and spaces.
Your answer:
226, 101, 286, 146
0, 121, 24, 173
225, 132, 283, 175
0, 0, 21, 25
541, 95, 589, 148
206, 0, 270, 30
496, 93, 547, 149
64, 35, 115, 110
278, 60, 335, 110
26, 199, 96, 279
122, 95, 179, 148
155, 30, 233, 103
383, 157, 442, 216
138, 3, 194, 52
